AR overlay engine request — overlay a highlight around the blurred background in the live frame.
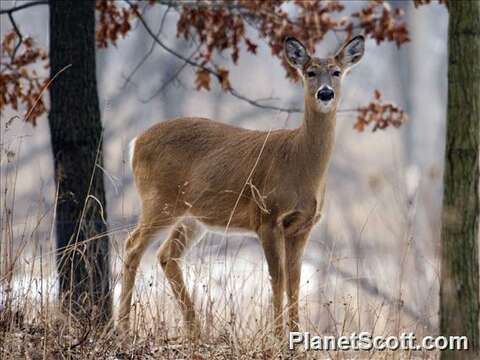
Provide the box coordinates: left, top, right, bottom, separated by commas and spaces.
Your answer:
1, 0, 449, 339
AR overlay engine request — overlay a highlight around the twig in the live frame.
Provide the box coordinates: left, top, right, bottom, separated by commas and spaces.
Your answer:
229, 88, 302, 113
0, 1, 48, 15
121, 4, 172, 88
7, 13, 22, 62
139, 45, 200, 103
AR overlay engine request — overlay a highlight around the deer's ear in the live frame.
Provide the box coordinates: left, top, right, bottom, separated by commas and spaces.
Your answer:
284, 37, 310, 69
335, 35, 365, 69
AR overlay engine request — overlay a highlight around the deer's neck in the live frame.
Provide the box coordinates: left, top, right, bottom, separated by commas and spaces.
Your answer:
295, 96, 337, 182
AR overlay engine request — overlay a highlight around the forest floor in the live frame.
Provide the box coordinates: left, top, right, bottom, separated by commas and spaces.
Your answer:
0, 240, 440, 359
0, 278, 438, 360
1, 324, 440, 360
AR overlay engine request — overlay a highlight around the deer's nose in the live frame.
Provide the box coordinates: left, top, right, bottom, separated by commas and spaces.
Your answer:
316, 86, 334, 101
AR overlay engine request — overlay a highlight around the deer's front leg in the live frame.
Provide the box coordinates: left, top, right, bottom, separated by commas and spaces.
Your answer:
258, 222, 286, 337
285, 231, 310, 332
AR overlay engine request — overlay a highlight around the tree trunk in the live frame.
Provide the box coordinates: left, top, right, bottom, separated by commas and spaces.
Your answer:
49, 0, 111, 323
440, 1, 480, 358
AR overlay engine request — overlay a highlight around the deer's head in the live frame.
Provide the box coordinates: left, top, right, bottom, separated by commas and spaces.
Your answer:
285, 35, 365, 114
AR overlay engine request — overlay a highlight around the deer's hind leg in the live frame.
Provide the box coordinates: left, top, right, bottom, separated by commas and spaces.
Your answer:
157, 217, 205, 339
118, 212, 175, 336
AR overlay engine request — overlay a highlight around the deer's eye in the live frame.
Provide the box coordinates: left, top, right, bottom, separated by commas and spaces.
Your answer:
306, 70, 316, 78
332, 70, 341, 77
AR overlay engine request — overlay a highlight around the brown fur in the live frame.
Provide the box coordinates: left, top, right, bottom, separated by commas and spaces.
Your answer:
117, 36, 364, 338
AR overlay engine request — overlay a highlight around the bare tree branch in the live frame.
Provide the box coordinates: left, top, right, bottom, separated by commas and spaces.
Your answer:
1, 1, 48, 63
139, 45, 200, 103
7, 13, 23, 62
228, 88, 302, 113
0, 1, 48, 15
121, 4, 172, 88
125, 1, 218, 76
125, 0, 306, 114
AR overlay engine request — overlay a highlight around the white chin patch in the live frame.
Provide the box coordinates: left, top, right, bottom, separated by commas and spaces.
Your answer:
317, 100, 334, 113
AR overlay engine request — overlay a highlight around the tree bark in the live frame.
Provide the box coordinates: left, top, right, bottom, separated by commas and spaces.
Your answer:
49, 0, 111, 323
440, 1, 480, 358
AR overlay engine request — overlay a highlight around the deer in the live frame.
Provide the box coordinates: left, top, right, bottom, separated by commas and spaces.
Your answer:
117, 35, 365, 339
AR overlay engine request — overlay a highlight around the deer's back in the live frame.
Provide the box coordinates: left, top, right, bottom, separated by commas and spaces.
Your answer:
132, 117, 304, 230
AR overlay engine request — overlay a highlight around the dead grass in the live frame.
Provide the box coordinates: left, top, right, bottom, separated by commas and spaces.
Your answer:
0, 239, 440, 359
0, 122, 441, 359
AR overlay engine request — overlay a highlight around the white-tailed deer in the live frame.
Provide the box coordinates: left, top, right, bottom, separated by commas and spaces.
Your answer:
118, 35, 365, 338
